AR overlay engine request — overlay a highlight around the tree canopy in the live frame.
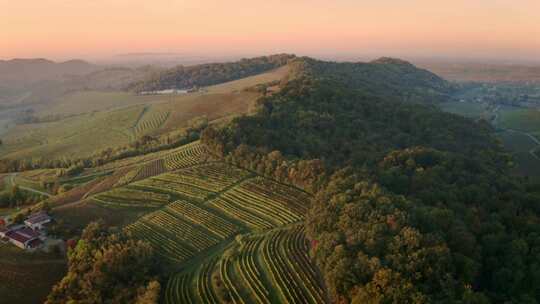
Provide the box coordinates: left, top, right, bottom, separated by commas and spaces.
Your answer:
202, 57, 540, 302
46, 221, 162, 304
128, 54, 295, 92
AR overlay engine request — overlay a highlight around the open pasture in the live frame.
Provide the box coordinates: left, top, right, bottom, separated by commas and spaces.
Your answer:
499, 107, 540, 133
37, 91, 166, 117
0, 244, 66, 304
0, 105, 145, 159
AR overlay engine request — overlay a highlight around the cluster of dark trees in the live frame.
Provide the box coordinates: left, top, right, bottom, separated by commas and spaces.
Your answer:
127, 54, 295, 92
46, 221, 162, 304
0, 185, 45, 208
287, 56, 454, 104
202, 57, 540, 303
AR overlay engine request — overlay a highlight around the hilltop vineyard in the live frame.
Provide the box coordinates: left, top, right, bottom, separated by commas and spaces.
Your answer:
134, 110, 171, 135
80, 140, 327, 303
167, 163, 253, 192
164, 226, 327, 304
132, 177, 215, 201
126, 209, 226, 263
164, 141, 209, 170
166, 200, 240, 238
207, 197, 275, 230
93, 186, 172, 209
133, 159, 167, 181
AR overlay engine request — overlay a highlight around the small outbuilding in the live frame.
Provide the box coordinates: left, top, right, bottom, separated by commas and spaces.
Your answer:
24, 212, 52, 230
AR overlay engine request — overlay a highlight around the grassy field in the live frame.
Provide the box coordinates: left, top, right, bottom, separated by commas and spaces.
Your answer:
498, 130, 538, 152
439, 101, 489, 119
418, 62, 540, 83
499, 108, 540, 133
0, 105, 145, 159
37, 91, 166, 117
0, 67, 288, 161
0, 244, 66, 304
206, 66, 289, 94
440, 103, 540, 177
498, 130, 540, 177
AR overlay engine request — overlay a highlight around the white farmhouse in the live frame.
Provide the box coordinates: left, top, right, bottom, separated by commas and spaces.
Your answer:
24, 212, 52, 230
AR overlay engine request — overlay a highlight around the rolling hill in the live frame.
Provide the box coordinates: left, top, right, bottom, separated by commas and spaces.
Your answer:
2, 55, 540, 304
0, 58, 100, 87
128, 54, 295, 92
200, 57, 540, 302
0, 63, 289, 161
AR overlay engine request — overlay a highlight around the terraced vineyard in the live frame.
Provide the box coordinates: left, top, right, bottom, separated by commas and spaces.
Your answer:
101, 145, 328, 303
164, 226, 327, 304
166, 200, 240, 238
113, 167, 140, 187
125, 205, 239, 263
133, 159, 167, 181
92, 186, 171, 209
261, 227, 327, 304
167, 163, 253, 192
132, 177, 215, 201
131, 162, 253, 201
219, 184, 304, 226
207, 197, 275, 230
134, 109, 171, 135
164, 141, 210, 170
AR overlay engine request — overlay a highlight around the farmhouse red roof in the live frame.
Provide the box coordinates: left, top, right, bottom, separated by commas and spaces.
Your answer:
25, 213, 51, 225
6, 227, 40, 244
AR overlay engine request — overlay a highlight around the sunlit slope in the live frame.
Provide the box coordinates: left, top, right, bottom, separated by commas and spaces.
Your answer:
0, 105, 145, 159
0, 67, 288, 160
51, 143, 326, 303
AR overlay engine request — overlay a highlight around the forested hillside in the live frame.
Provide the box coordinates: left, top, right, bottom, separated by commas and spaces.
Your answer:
202, 57, 540, 303
128, 54, 295, 92
287, 57, 454, 103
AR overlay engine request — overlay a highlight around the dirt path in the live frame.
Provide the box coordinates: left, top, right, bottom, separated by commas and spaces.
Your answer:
9, 173, 53, 198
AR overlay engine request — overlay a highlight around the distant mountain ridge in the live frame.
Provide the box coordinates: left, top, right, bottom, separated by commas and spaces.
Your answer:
0, 58, 100, 87
127, 54, 296, 92
126, 54, 454, 102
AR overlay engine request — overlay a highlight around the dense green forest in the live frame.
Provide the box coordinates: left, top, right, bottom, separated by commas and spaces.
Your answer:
46, 221, 163, 304
128, 54, 295, 92
202, 57, 540, 303
287, 56, 454, 103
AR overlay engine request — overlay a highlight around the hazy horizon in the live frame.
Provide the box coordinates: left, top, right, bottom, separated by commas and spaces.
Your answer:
1, 0, 539, 63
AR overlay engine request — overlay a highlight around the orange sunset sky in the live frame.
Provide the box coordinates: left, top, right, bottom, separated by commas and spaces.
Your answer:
0, 0, 539, 61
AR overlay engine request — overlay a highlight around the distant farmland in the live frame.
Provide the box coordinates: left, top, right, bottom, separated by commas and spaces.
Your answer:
0, 68, 286, 161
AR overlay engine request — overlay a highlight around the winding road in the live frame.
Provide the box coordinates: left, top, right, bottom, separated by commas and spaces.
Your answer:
8, 173, 53, 198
